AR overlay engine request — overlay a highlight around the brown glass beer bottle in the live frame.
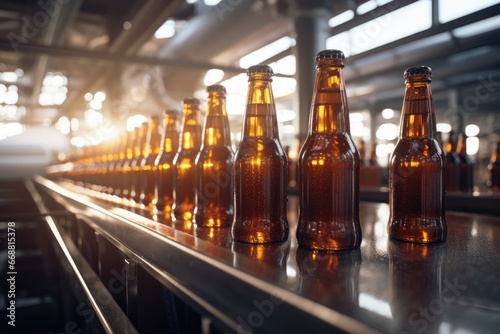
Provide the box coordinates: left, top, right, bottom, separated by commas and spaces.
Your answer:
232, 65, 289, 244
140, 116, 162, 207
296, 50, 361, 251
155, 110, 179, 214
444, 131, 460, 193
173, 98, 202, 221
130, 122, 148, 203
194, 85, 234, 227
456, 132, 474, 193
488, 141, 500, 192
388, 66, 446, 243
118, 129, 137, 198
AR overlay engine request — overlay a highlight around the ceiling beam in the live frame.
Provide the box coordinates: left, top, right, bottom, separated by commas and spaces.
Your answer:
63, 0, 187, 113
0, 40, 246, 74
28, 0, 84, 106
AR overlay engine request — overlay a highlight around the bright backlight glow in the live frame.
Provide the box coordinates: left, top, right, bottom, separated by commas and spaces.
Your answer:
376, 123, 398, 140
203, 69, 225, 86
272, 77, 296, 98
381, 108, 394, 119
127, 114, 148, 131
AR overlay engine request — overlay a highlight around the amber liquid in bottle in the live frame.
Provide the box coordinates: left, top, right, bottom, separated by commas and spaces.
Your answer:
173, 99, 202, 221
388, 66, 446, 243
297, 49, 361, 251
155, 110, 179, 215
232, 65, 289, 244
140, 116, 162, 207
194, 85, 234, 227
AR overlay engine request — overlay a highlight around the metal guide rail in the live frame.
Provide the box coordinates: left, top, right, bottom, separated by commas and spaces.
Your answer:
32, 175, 500, 334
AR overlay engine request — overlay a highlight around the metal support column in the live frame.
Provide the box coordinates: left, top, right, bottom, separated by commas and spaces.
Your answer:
294, 0, 332, 141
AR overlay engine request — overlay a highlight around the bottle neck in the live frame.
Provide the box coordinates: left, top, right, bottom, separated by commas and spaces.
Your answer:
457, 134, 467, 155
492, 142, 500, 162
309, 63, 350, 134
203, 92, 232, 147
445, 135, 456, 154
180, 104, 202, 150
400, 81, 436, 139
161, 114, 179, 153
243, 74, 279, 139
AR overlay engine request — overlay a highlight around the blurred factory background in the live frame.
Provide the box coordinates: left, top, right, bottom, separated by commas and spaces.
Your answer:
0, 0, 499, 185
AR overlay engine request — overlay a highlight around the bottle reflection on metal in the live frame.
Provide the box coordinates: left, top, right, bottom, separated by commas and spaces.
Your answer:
194, 226, 232, 248
389, 240, 447, 333
296, 248, 361, 313
232, 241, 289, 284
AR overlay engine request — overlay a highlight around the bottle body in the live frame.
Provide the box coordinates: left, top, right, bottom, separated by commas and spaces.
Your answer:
298, 134, 360, 250
389, 137, 446, 242
388, 66, 446, 244
296, 49, 361, 251
232, 66, 288, 244
155, 111, 179, 214
173, 99, 202, 221
233, 136, 288, 243
194, 85, 234, 227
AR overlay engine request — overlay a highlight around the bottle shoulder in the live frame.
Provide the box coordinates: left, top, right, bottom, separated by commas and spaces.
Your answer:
392, 138, 444, 162
235, 138, 287, 158
197, 145, 234, 161
299, 133, 359, 158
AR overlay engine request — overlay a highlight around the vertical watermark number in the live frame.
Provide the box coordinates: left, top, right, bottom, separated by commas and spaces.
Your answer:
6, 221, 17, 327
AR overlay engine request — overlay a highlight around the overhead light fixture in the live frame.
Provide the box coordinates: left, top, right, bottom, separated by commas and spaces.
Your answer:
155, 19, 176, 39
328, 10, 355, 27
204, 0, 222, 5
239, 36, 295, 69
357, 0, 377, 15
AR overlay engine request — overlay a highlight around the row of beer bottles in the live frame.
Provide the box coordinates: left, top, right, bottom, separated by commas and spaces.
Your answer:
50, 49, 485, 250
